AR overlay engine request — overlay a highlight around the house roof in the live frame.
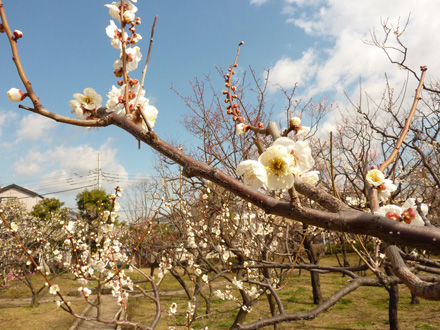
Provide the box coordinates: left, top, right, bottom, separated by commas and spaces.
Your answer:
0, 184, 44, 199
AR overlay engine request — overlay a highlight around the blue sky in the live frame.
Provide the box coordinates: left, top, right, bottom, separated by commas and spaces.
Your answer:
1, 0, 438, 210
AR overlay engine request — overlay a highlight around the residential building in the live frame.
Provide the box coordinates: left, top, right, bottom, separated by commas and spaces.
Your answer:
0, 184, 44, 211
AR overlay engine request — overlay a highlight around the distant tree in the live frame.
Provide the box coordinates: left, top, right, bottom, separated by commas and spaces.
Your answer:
31, 197, 68, 222
75, 189, 112, 219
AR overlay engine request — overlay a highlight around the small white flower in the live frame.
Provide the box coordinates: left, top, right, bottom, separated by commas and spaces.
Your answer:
114, 46, 142, 72
236, 123, 248, 134
377, 179, 397, 202
236, 160, 267, 190
105, 20, 128, 49
375, 198, 428, 226
366, 169, 384, 187
49, 284, 60, 295
10, 222, 18, 232
299, 170, 320, 185
72, 88, 102, 111
259, 144, 295, 190
169, 302, 177, 315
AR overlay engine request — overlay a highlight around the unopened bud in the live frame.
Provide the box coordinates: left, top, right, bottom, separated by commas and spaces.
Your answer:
114, 68, 123, 77
7, 88, 26, 102
13, 30, 23, 40
371, 165, 377, 170
290, 117, 301, 127
0, 24, 5, 33
258, 122, 264, 129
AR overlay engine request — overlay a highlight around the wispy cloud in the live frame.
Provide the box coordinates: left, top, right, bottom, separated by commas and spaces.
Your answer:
268, 0, 440, 105
16, 113, 58, 142
250, 0, 271, 6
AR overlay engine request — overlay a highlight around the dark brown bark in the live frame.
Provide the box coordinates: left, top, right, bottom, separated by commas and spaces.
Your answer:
385, 266, 400, 330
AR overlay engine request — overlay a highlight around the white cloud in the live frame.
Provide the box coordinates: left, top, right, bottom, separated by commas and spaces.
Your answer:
269, 0, 440, 105
250, 0, 270, 6
268, 49, 318, 92
14, 139, 127, 182
17, 113, 57, 141
0, 111, 18, 138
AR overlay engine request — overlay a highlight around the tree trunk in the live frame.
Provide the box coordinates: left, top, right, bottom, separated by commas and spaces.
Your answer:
385, 266, 400, 330
303, 226, 323, 305
411, 293, 420, 304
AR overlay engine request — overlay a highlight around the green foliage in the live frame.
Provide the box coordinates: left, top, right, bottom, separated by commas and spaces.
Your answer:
75, 189, 112, 217
31, 198, 67, 222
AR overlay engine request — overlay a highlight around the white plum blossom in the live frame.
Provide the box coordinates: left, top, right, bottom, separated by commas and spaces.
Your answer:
236, 160, 267, 190
114, 46, 142, 72
105, 20, 128, 49
272, 137, 314, 175
289, 117, 310, 137
366, 169, 385, 187
49, 284, 60, 295
69, 88, 103, 120
10, 222, 18, 232
73, 88, 102, 111
295, 125, 310, 137
377, 179, 397, 202
134, 96, 158, 129
131, 32, 142, 44
259, 144, 295, 190
236, 123, 248, 134
168, 302, 177, 315
105, 1, 138, 23
7, 88, 25, 102
375, 198, 428, 226
299, 170, 320, 185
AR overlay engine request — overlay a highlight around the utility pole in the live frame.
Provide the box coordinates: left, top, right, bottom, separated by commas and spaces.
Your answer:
98, 152, 102, 190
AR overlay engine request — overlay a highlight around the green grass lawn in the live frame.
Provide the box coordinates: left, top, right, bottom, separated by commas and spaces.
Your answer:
1, 255, 439, 330
0, 272, 88, 330
122, 255, 440, 330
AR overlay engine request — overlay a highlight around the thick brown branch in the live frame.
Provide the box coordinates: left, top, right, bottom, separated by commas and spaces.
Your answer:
105, 112, 440, 253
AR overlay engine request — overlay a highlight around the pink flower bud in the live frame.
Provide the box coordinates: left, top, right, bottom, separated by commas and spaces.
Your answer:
114, 68, 123, 77
13, 30, 23, 40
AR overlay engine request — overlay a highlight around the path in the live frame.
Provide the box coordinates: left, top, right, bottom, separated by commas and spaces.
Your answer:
69, 295, 125, 330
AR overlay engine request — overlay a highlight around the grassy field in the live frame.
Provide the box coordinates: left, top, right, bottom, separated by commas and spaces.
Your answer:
123, 255, 440, 330
1, 255, 439, 330
0, 273, 88, 330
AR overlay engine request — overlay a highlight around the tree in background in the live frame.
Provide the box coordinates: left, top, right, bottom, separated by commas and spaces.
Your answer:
31, 197, 69, 222
76, 188, 113, 219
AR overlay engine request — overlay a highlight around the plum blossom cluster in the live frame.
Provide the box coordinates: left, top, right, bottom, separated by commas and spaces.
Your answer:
66, 0, 158, 130
366, 168, 428, 226
236, 136, 316, 190
375, 198, 427, 226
